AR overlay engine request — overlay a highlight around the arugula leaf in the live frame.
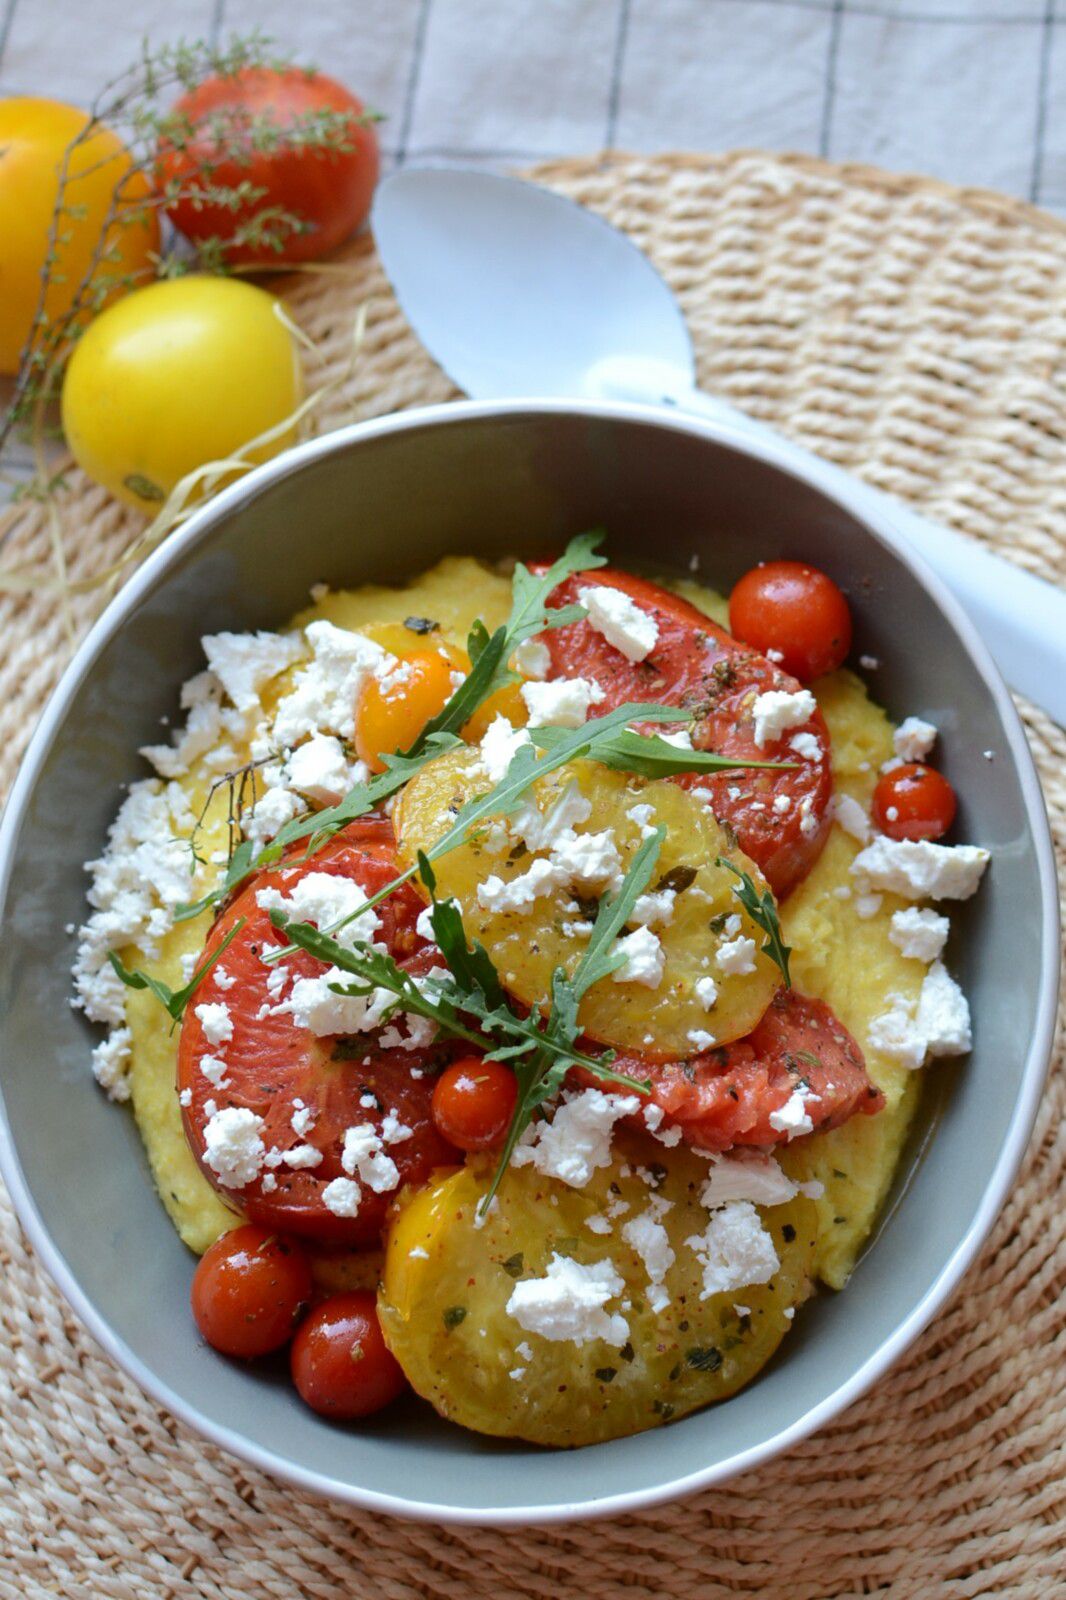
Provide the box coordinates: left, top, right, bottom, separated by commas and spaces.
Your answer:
416, 852, 505, 1010
174, 839, 257, 923
108, 917, 246, 1026
530, 725, 797, 780
479, 826, 664, 1213
716, 856, 793, 988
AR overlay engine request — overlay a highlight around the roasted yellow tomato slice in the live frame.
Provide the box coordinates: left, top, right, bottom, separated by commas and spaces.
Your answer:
394, 751, 781, 1055
379, 1133, 816, 1447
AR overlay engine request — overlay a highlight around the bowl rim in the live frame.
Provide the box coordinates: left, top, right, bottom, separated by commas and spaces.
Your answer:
0, 397, 1058, 1527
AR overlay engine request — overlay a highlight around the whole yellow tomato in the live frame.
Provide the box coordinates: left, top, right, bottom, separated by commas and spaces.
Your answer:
0, 97, 159, 376
61, 276, 305, 511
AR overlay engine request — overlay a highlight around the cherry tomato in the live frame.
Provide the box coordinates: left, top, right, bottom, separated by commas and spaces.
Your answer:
158, 68, 379, 267
0, 97, 159, 376
291, 1291, 406, 1419
431, 1058, 518, 1152
729, 560, 852, 682
191, 1225, 312, 1359
355, 649, 457, 773
872, 763, 957, 841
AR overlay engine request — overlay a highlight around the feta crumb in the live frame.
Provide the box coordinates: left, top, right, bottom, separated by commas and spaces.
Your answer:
685, 1201, 780, 1299
322, 1176, 361, 1217
212, 965, 236, 991
695, 975, 719, 1010
520, 676, 605, 729
195, 1001, 233, 1048
91, 1027, 132, 1101
687, 1028, 717, 1052
282, 1143, 323, 1170
478, 715, 533, 783
513, 636, 551, 679
202, 1106, 265, 1189
285, 967, 392, 1036
854, 893, 882, 919
789, 731, 822, 761
198, 1054, 229, 1089
716, 935, 757, 976
341, 1123, 401, 1193
287, 733, 361, 805
512, 781, 591, 853
851, 837, 989, 901
751, 689, 817, 749
612, 925, 665, 988
700, 1153, 798, 1209
769, 1083, 818, 1139
477, 856, 567, 913
506, 1253, 629, 1345
831, 793, 871, 843
512, 1088, 639, 1188
626, 802, 658, 839
244, 784, 305, 846
889, 907, 950, 963
272, 621, 388, 745
178, 1088, 192, 1108
867, 961, 971, 1068
577, 585, 659, 662
585, 1214, 612, 1235
622, 1202, 675, 1315
291, 1099, 315, 1137
549, 828, 623, 892
257, 871, 380, 951
859, 654, 880, 670
894, 716, 937, 762
202, 630, 304, 713
630, 888, 676, 928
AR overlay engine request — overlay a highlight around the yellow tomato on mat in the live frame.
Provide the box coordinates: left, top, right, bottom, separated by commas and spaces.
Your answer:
61, 276, 305, 511
0, 97, 159, 376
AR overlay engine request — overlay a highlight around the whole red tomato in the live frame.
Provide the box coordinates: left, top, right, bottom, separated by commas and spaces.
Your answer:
158, 67, 380, 265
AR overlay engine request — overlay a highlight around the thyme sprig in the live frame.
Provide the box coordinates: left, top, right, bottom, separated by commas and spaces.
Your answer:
716, 857, 793, 989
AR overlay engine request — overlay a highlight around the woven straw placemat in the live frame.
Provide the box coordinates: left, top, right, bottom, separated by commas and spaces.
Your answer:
0, 150, 1063, 1599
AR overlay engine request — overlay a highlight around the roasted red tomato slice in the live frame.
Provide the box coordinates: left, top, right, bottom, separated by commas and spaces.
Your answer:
532, 566, 833, 897
572, 990, 883, 1152
178, 819, 459, 1247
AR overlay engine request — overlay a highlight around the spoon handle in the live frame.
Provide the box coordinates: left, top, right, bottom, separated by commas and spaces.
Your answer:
647, 379, 1065, 726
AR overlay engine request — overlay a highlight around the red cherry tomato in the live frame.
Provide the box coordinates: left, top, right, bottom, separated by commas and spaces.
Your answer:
729, 560, 852, 682
431, 1058, 518, 1152
290, 1291, 406, 1419
872, 763, 957, 841
158, 68, 380, 266
191, 1225, 312, 1359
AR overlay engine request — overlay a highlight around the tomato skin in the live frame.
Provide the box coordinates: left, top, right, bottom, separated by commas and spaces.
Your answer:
158, 68, 379, 266
729, 561, 852, 683
179, 819, 459, 1247
532, 565, 833, 898
355, 649, 456, 773
60, 275, 303, 511
431, 1059, 518, 1151
191, 1225, 312, 1359
872, 763, 957, 841
291, 1291, 406, 1419
573, 989, 883, 1152
0, 98, 159, 376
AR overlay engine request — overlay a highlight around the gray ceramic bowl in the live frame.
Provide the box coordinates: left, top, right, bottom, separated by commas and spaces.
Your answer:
0, 402, 1057, 1525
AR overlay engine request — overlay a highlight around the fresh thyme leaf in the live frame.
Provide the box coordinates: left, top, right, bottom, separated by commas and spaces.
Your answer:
479, 827, 664, 1215
716, 857, 793, 988
529, 725, 796, 779
108, 917, 246, 1026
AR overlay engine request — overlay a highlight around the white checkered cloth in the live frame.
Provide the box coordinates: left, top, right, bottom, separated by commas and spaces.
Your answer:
1, 0, 1062, 210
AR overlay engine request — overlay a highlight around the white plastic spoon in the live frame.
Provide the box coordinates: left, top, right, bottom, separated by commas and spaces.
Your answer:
372, 167, 1065, 723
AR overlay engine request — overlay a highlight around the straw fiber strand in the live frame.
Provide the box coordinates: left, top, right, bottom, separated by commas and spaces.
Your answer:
0, 150, 1063, 1596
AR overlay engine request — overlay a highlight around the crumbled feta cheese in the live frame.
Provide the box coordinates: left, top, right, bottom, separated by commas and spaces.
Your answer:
291, 1099, 315, 1136
341, 1123, 401, 1193
889, 907, 950, 963
91, 1027, 132, 1101
549, 828, 623, 891
769, 1084, 818, 1139
585, 1214, 612, 1235
478, 715, 534, 783
622, 1200, 675, 1315
831, 793, 871, 843
520, 676, 605, 729
695, 975, 718, 1010
612, 925, 665, 988
202, 1106, 265, 1188
627, 802, 658, 839
659, 727, 694, 751
700, 1153, 798, 1209
687, 1029, 716, 1052
851, 837, 989, 901
512, 781, 592, 853
766, 647, 784, 663
178, 1088, 192, 1108
854, 893, 882, 919
202, 630, 304, 713
894, 716, 937, 762
506, 1253, 629, 1345
630, 888, 675, 928
789, 731, 822, 761
272, 620, 388, 745
257, 871, 380, 950
716, 935, 757, 976
322, 1176, 361, 1217
577, 585, 659, 662
685, 1201, 780, 1298
199, 1054, 229, 1089
195, 1001, 233, 1048
282, 1143, 323, 1170
477, 856, 567, 913
287, 733, 361, 805
285, 967, 392, 1036
867, 961, 971, 1068
244, 784, 305, 846
859, 654, 880, 670
513, 636, 551, 679
512, 1088, 639, 1188
212, 965, 236, 991
773, 794, 792, 814
751, 689, 817, 749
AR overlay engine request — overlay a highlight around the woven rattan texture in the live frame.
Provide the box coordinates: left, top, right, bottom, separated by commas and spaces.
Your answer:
0, 150, 1063, 1599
